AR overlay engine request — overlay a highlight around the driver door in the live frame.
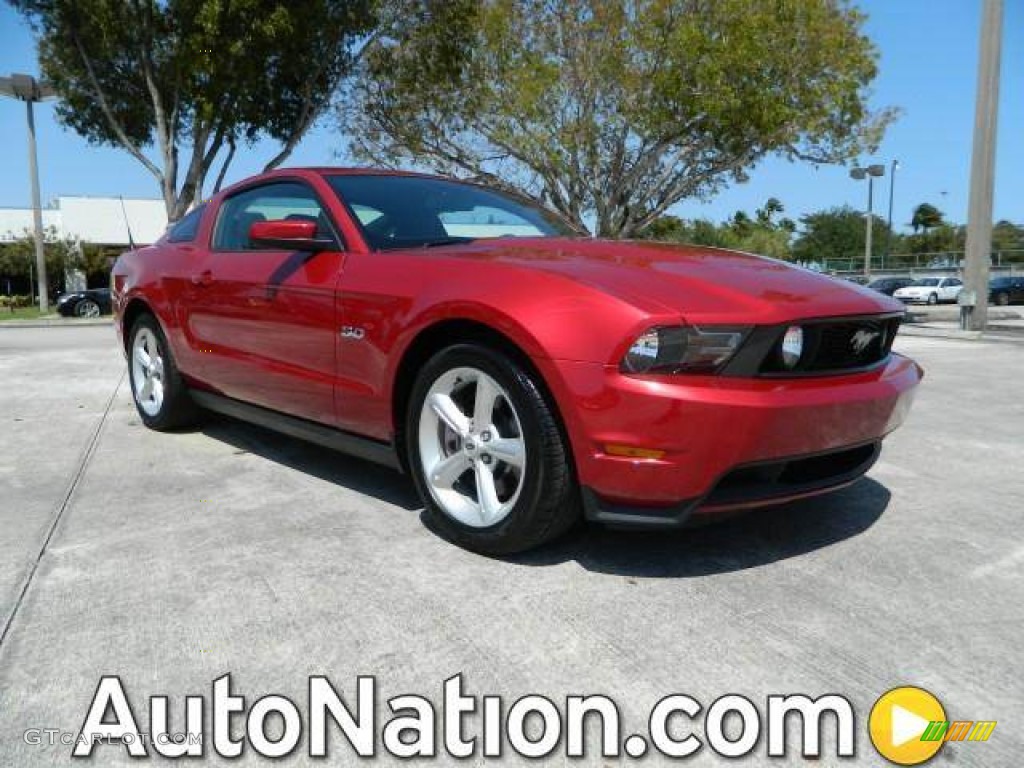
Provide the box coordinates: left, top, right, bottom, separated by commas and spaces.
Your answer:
182, 180, 345, 425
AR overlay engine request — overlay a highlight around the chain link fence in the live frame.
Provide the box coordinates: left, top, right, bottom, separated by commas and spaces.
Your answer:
805, 249, 1024, 276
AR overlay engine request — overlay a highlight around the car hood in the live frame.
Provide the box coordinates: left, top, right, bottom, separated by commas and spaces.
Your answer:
443, 238, 903, 324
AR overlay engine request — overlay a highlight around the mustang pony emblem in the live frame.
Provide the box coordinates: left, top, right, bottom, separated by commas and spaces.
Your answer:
850, 329, 880, 355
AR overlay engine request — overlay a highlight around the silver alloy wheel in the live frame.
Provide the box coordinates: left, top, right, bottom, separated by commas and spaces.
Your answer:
418, 366, 527, 528
76, 299, 101, 318
131, 327, 165, 417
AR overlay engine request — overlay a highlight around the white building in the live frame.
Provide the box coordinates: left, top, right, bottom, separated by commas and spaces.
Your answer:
0, 196, 168, 246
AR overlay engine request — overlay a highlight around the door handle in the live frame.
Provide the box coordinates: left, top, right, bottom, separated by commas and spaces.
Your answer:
191, 270, 213, 286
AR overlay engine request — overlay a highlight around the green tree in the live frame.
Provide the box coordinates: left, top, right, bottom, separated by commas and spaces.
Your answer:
756, 197, 785, 226
792, 206, 890, 267
12, 0, 376, 220
638, 199, 793, 260
349, 0, 894, 238
640, 215, 689, 241
991, 220, 1024, 256
0, 226, 82, 291
910, 203, 945, 234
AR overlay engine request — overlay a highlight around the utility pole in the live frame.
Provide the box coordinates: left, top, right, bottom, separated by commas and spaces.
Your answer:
963, 0, 1003, 331
0, 74, 56, 313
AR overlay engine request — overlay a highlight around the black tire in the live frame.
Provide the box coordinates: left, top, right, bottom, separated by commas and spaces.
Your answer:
995, 292, 1010, 306
927, 293, 938, 305
127, 313, 198, 430
75, 299, 101, 318
406, 343, 578, 555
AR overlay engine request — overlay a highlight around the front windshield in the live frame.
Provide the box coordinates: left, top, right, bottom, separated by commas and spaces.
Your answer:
326, 174, 576, 250
913, 278, 940, 286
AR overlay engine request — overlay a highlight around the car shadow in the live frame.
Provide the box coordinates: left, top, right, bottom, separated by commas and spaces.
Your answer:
196, 414, 889, 578
198, 415, 421, 511
509, 478, 890, 578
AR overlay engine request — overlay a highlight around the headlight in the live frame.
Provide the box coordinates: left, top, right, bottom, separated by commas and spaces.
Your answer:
621, 325, 749, 374
780, 325, 804, 369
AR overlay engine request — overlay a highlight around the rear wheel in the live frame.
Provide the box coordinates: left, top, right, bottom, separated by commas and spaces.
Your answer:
995, 292, 1010, 306
406, 344, 578, 554
75, 299, 101, 318
128, 314, 197, 430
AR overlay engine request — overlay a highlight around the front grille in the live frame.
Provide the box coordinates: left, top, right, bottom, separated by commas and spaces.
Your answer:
759, 315, 901, 375
701, 442, 880, 509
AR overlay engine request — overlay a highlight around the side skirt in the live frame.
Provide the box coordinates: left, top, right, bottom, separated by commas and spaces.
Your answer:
189, 390, 402, 471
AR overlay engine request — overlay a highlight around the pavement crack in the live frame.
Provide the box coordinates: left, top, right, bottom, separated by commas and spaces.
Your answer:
0, 369, 125, 652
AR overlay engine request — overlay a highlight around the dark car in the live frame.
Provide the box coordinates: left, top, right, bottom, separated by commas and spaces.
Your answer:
56, 288, 112, 318
989, 276, 1024, 306
867, 277, 915, 296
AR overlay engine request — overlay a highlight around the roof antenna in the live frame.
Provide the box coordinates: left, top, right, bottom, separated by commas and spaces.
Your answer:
119, 195, 136, 249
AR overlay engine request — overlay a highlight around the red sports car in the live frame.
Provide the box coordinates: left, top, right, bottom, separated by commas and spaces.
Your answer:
112, 168, 921, 554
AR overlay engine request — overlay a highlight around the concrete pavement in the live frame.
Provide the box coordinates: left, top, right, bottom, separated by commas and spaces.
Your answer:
1, 325, 1022, 765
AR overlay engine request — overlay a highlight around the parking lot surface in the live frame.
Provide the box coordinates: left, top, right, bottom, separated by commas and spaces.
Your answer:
1, 324, 1022, 765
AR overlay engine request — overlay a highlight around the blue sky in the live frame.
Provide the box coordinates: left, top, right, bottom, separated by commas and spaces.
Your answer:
0, 0, 1020, 231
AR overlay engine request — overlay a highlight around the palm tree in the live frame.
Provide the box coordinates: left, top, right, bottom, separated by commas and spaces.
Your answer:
910, 203, 944, 234
756, 198, 784, 226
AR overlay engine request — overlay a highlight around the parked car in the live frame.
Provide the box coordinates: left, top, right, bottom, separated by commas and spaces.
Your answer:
112, 169, 922, 554
867, 277, 915, 296
989, 276, 1024, 306
56, 287, 112, 317
893, 277, 963, 305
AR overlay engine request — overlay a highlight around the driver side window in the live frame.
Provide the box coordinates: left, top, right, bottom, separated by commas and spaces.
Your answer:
213, 181, 332, 251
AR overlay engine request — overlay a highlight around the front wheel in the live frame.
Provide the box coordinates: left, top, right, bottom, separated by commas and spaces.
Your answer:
995, 292, 1010, 306
406, 344, 578, 554
128, 314, 197, 430
927, 293, 939, 305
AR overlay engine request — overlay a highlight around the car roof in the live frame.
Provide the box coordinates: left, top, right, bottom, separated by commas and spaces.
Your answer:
214, 166, 486, 202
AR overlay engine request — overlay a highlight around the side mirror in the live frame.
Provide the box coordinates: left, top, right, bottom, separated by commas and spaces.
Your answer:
249, 220, 337, 252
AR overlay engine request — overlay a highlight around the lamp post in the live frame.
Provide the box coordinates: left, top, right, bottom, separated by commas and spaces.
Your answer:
850, 164, 886, 278
0, 73, 56, 313
885, 160, 900, 268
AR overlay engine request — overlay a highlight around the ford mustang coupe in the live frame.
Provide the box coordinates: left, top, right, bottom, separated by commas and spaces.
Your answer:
112, 168, 921, 554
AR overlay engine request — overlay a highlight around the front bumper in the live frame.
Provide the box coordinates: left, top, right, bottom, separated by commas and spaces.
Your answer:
548, 353, 922, 527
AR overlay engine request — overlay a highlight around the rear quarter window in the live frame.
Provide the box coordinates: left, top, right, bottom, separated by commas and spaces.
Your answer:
166, 205, 206, 243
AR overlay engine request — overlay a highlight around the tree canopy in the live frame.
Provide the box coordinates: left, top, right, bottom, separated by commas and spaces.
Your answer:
910, 203, 945, 233
348, 0, 894, 238
0, 226, 82, 290
639, 198, 795, 260
12, 0, 376, 220
791, 205, 889, 265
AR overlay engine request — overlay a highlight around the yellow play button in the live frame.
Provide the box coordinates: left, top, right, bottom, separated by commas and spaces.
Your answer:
869, 686, 947, 765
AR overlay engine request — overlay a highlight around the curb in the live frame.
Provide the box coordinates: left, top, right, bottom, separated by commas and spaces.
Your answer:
898, 325, 1024, 344
0, 318, 112, 329
904, 309, 1022, 323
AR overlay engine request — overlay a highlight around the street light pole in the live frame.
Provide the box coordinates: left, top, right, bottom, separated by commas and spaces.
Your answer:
963, 0, 1003, 332
25, 97, 47, 311
865, 175, 874, 278
0, 73, 56, 313
885, 160, 899, 268
850, 164, 886, 279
